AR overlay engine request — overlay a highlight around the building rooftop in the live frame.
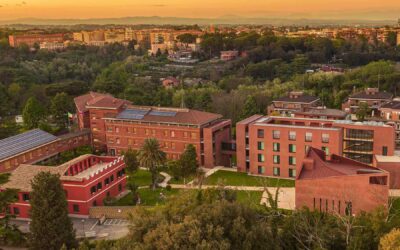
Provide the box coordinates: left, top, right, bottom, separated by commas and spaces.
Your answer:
295, 108, 347, 118
107, 105, 223, 126
374, 155, 400, 163
254, 116, 338, 130
1, 155, 122, 192
381, 101, 400, 110
74, 92, 111, 112
349, 88, 393, 100
298, 148, 384, 180
86, 95, 129, 110
0, 129, 59, 162
273, 91, 320, 104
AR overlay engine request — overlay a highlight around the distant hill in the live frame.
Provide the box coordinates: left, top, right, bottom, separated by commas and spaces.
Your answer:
0, 16, 396, 27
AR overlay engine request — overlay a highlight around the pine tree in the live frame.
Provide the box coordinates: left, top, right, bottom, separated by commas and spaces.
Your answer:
22, 97, 46, 129
29, 172, 77, 250
240, 95, 259, 121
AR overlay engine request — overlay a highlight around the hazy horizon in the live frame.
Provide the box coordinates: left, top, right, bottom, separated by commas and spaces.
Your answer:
0, 0, 399, 21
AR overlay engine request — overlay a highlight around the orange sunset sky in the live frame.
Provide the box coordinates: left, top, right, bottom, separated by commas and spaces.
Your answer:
0, 0, 399, 20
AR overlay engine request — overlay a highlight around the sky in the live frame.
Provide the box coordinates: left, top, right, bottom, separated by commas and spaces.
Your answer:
0, 0, 399, 21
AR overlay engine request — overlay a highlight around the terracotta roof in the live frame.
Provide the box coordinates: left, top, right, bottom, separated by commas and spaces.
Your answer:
0, 155, 120, 192
349, 90, 393, 100
273, 94, 320, 103
381, 101, 400, 110
86, 95, 129, 110
74, 92, 111, 112
106, 105, 223, 126
295, 108, 347, 118
298, 148, 384, 180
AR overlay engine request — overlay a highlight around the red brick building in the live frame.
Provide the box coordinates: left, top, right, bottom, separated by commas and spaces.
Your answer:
267, 91, 321, 116
342, 88, 393, 117
296, 148, 389, 215
1, 155, 126, 218
75, 93, 232, 168
8, 33, 64, 48
236, 116, 395, 179
374, 155, 400, 189
0, 129, 91, 173
379, 100, 400, 149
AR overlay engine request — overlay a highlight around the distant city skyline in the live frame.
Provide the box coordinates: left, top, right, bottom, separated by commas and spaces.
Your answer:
0, 0, 399, 21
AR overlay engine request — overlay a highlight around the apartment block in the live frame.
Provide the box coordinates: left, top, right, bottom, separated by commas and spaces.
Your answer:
342, 88, 393, 116
267, 91, 321, 116
9, 33, 64, 48
236, 116, 395, 179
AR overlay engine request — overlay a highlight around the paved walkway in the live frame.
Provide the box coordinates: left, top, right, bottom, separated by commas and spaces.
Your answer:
159, 172, 171, 188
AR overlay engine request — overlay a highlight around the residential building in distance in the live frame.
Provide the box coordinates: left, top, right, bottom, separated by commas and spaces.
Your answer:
236, 116, 395, 178
294, 107, 347, 120
0, 129, 91, 173
8, 33, 64, 48
1, 154, 127, 218
342, 88, 393, 116
39, 41, 66, 51
74, 92, 233, 168
296, 148, 388, 216
267, 91, 321, 116
379, 100, 400, 149
220, 50, 239, 61
161, 76, 180, 88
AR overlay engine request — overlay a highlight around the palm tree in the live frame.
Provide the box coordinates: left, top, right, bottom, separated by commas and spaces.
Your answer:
137, 138, 166, 190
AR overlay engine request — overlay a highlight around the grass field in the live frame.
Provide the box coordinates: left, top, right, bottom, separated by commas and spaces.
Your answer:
113, 188, 182, 206
204, 170, 295, 187
129, 169, 164, 187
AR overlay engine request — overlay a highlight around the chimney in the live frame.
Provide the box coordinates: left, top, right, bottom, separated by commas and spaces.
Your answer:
303, 158, 315, 171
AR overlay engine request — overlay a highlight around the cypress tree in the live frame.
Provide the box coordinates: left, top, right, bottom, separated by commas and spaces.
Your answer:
29, 172, 77, 250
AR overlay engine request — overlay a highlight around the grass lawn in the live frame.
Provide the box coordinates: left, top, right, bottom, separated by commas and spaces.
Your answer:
0, 173, 10, 184
204, 170, 294, 187
235, 190, 263, 206
129, 169, 165, 187
113, 188, 182, 206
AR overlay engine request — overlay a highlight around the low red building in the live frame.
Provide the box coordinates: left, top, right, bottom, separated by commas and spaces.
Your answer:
1, 154, 126, 218
296, 148, 388, 215
220, 50, 239, 61
267, 91, 321, 116
9, 33, 64, 48
374, 155, 400, 189
0, 129, 91, 173
75, 92, 233, 168
162, 77, 180, 88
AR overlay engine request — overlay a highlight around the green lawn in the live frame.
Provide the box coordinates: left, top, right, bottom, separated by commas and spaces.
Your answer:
204, 170, 295, 187
235, 190, 263, 206
113, 188, 182, 206
0, 173, 10, 184
129, 169, 164, 187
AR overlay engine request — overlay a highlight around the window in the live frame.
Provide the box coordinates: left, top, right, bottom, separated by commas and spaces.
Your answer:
273, 155, 280, 164
90, 186, 96, 194
305, 145, 310, 153
345, 202, 352, 216
171, 131, 176, 138
145, 129, 150, 135
258, 154, 265, 163
383, 146, 388, 156
322, 147, 329, 156
183, 132, 188, 138
73, 204, 79, 213
110, 175, 114, 182
289, 169, 296, 178
273, 167, 280, 176
164, 130, 168, 137
116, 138, 120, 144
152, 129, 156, 136
191, 132, 197, 139
273, 142, 280, 152
289, 144, 296, 153
322, 134, 329, 143
305, 132, 312, 142
289, 131, 296, 141
97, 182, 102, 190
133, 128, 137, 134
257, 129, 265, 138
272, 130, 280, 139
116, 127, 120, 133
105, 178, 110, 185
258, 166, 265, 174
257, 142, 265, 150
107, 127, 113, 132
171, 142, 176, 150
164, 142, 169, 148
22, 193, 29, 201
13, 207, 20, 215
289, 156, 296, 165
128, 139, 133, 145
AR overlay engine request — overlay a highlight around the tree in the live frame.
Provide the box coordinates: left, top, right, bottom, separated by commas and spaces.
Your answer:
123, 148, 139, 174
137, 139, 166, 190
176, 33, 197, 44
50, 92, 72, 129
29, 172, 77, 250
22, 97, 46, 129
356, 102, 371, 121
239, 95, 259, 121
178, 144, 199, 184
380, 228, 400, 250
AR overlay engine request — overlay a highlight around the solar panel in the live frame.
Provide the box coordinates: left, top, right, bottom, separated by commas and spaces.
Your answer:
149, 110, 177, 117
0, 129, 59, 161
117, 109, 147, 120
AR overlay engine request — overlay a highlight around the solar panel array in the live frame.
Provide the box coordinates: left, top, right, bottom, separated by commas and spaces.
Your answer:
0, 129, 59, 161
116, 109, 149, 120
149, 110, 177, 117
